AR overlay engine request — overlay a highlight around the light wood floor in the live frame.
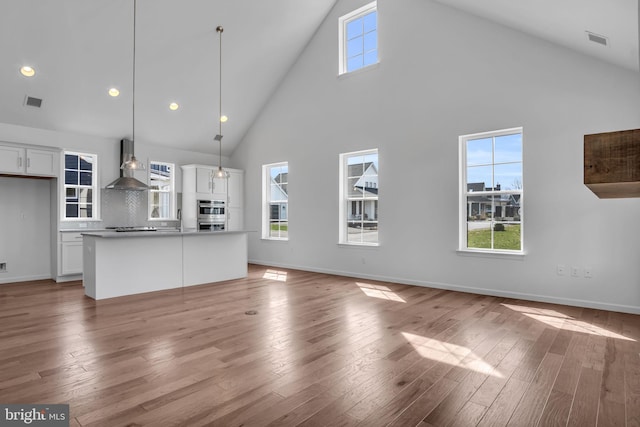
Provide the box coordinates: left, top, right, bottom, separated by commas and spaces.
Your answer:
1, 264, 639, 426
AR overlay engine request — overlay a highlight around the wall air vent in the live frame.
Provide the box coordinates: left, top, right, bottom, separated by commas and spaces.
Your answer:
586, 31, 608, 47
24, 96, 43, 108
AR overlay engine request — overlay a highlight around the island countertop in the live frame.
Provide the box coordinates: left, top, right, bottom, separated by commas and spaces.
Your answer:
81, 229, 252, 238
82, 230, 249, 300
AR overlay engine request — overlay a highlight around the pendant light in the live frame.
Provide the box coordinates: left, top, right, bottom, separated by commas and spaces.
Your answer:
123, 0, 141, 171
214, 25, 227, 179
106, 0, 148, 190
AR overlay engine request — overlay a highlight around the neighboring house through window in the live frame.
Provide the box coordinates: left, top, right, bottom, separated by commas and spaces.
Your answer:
62, 151, 98, 220
262, 162, 288, 240
460, 128, 523, 253
339, 1, 378, 75
148, 161, 175, 220
340, 149, 378, 245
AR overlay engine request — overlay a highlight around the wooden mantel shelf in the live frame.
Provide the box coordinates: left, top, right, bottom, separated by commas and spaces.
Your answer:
584, 128, 640, 198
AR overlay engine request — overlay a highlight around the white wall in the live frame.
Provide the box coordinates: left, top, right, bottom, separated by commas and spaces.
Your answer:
0, 122, 231, 282
231, 0, 640, 313
0, 122, 230, 192
0, 177, 52, 283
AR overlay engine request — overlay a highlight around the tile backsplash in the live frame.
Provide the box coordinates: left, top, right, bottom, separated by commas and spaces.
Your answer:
59, 190, 182, 230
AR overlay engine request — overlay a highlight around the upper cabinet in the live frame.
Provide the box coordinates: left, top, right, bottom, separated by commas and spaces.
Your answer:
195, 167, 227, 199
0, 143, 59, 177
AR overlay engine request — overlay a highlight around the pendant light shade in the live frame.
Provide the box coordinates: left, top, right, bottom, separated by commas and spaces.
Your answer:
214, 25, 227, 179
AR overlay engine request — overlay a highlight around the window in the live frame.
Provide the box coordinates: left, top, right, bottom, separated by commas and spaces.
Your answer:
339, 2, 378, 75
340, 149, 378, 245
460, 128, 523, 253
62, 151, 98, 220
262, 162, 288, 240
148, 161, 175, 220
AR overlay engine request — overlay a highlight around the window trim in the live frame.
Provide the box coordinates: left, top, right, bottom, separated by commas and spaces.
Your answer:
262, 161, 289, 241
148, 160, 176, 221
338, 1, 378, 75
339, 148, 379, 246
60, 150, 100, 222
458, 127, 524, 255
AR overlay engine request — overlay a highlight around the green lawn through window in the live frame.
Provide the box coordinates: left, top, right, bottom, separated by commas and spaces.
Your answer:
468, 224, 521, 251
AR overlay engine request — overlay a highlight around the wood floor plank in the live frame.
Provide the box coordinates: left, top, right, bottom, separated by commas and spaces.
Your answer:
566, 367, 603, 427
0, 264, 638, 427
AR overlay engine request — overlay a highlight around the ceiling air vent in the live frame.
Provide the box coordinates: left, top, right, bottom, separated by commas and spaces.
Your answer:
24, 96, 43, 108
586, 31, 608, 47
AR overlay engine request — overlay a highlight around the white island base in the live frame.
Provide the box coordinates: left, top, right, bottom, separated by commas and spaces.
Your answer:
82, 231, 248, 300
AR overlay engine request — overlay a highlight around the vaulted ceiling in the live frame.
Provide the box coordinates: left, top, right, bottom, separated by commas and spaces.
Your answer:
1, 0, 637, 156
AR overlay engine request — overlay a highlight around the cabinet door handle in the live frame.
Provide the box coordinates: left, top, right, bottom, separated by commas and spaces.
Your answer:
18, 157, 22, 168
27, 158, 31, 168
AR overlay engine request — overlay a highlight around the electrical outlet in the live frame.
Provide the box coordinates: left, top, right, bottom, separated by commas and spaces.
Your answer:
0, 263, 6, 272
557, 264, 566, 276
584, 267, 592, 278
571, 266, 580, 277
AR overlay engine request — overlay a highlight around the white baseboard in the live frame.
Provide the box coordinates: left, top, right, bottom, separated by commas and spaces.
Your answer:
0, 273, 51, 285
249, 259, 640, 315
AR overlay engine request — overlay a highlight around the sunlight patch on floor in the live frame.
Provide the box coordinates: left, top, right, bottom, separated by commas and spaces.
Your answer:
263, 269, 288, 282
401, 332, 503, 377
357, 282, 406, 303
502, 303, 635, 341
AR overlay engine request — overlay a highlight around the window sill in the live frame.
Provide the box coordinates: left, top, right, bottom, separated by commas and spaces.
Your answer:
261, 237, 289, 242
457, 249, 525, 260
338, 242, 380, 249
338, 62, 380, 79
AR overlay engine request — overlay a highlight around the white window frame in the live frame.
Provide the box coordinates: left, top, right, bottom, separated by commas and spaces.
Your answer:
262, 161, 289, 241
61, 151, 99, 221
339, 148, 379, 246
148, 160, 176, 220
459, 127, 524, 254
338, 1, 378, 75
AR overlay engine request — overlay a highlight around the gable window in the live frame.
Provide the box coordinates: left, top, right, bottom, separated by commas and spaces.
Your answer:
62, 151, 98, 220
340, 149, 378, 245
339, 2, 378, 75
460, 128, 523, 253
148, 161, 175, 220
262, 162, 288, 240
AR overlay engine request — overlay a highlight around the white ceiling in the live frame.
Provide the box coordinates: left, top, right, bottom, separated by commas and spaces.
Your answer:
432, 0, 639, 72
0, 0, 338, 156
1, 0, 638, 156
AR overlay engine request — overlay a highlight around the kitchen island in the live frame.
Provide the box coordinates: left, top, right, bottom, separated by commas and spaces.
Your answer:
82, 230, 248, 300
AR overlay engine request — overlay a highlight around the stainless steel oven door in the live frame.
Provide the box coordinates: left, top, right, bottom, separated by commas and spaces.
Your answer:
198, 222, 225, 231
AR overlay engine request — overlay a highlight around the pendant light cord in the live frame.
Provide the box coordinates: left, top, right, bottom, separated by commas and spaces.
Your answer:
217, 26, 223, 170
133, 0, 137, 145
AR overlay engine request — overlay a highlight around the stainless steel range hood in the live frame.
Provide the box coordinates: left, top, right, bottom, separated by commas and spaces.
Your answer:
105, 139, 148, 191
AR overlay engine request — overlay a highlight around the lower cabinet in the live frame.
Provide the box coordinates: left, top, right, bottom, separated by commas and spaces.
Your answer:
60, 232, 83, 275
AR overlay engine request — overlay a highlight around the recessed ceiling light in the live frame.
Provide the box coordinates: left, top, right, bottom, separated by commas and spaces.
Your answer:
220, 115, 228, 123
108, 88, 120, 97
169, 102, 179, 111
20, 66, 35, 77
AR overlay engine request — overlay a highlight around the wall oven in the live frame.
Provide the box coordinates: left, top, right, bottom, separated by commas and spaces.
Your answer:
197, 200, 226, 231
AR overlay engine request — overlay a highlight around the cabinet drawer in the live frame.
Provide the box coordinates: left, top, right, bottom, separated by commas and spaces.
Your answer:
61, 232, 83, 242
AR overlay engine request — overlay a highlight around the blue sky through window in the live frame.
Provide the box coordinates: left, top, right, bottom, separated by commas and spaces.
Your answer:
346, 10, 377, 73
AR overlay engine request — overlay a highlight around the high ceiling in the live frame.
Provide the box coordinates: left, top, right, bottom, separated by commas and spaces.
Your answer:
1, 0, 638, 156
0, 0, 338, 156
432, 0, 639, 72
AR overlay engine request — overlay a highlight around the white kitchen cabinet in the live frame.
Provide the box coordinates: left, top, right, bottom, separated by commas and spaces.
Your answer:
226, 168, 244, 208
0, 144, 59, 177
27, 149, 59, 176
182, 164, 243, 231
195, 167, 227, 199
60, 232, 83, 275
